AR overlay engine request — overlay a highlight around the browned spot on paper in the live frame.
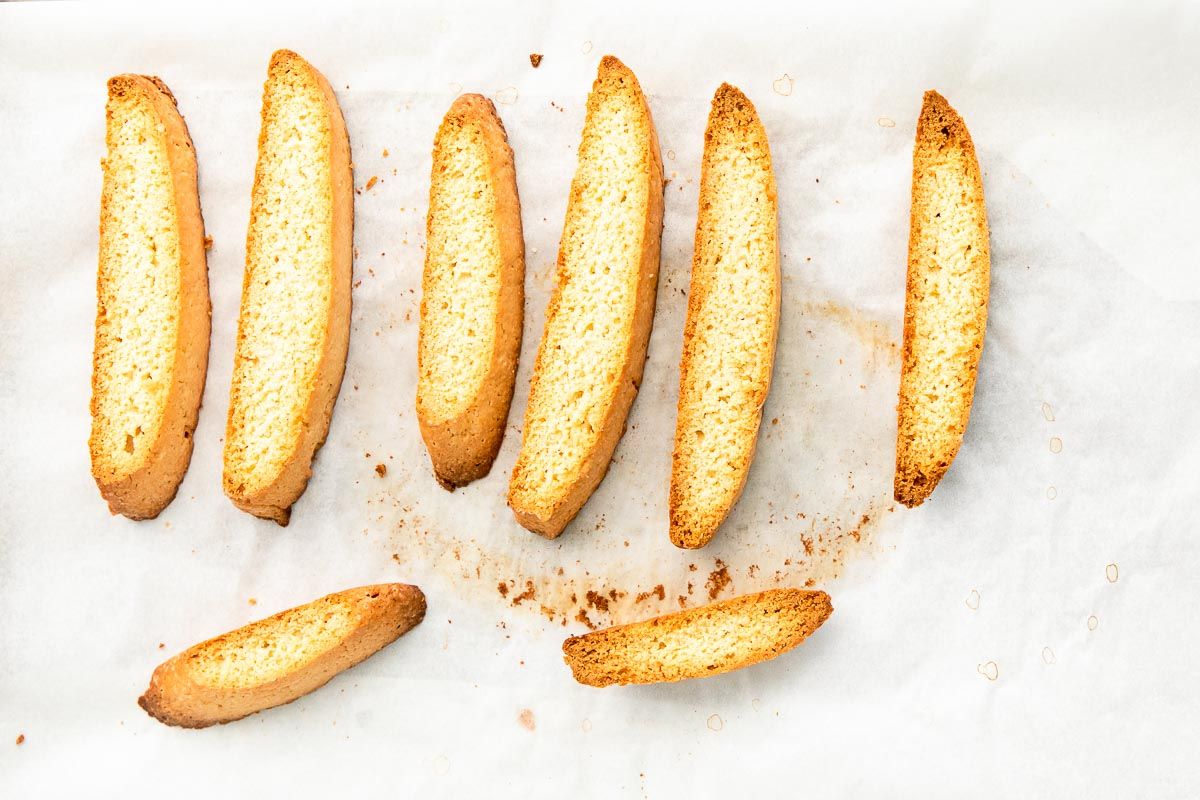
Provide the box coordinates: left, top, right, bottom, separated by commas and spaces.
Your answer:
803, 300, 899, 366
497, 581, 509, 598
518, 708, 536, 730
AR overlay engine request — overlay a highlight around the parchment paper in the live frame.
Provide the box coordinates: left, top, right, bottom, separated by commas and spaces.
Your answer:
2, 1, 1199, 796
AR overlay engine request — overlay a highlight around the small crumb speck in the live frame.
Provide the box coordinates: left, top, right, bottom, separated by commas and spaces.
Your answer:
529, 53, 543, 68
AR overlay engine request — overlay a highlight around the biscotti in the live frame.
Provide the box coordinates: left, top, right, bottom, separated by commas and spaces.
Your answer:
89, 74, 211, 520
223, 50, 353, 525
417, 94, 524, 489
508, 55, 664, 538
894, 90, 990, 507
563, 588, 832, 687
139, 583, 425, 728
670, 83, 780, 549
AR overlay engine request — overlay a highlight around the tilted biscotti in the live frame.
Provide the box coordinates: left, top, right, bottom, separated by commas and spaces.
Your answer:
508, 55, 664, 538
223, 50, 353, 525
894, 90, 990, 507
139, 583, 425, 728
417, 94, 525, 489
90, 75, 211, 520
670, 83, 780, 549
563, 588, 832, 687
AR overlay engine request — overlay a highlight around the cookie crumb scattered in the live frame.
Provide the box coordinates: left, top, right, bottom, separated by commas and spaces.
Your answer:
529, 53, 543, 68
203, 236, 214, 251
375, 463, 387, 477
365, 176, 379, 191
15, 734, 25, 746
248, 597, 257, 606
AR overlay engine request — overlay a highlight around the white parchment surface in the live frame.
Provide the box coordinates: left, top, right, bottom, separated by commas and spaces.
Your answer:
2, 1, 1199, 796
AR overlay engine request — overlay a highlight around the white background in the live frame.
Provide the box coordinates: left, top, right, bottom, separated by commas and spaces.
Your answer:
2, 1, 1198, 796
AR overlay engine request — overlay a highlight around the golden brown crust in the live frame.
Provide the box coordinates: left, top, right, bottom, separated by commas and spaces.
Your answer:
563, 588, 832, 687
894, 90, 990, 507
90, 74, 211, 520
138, 584, 425, 728
417, 94, 525, 489
669, 83, 779, 549
508, 55, 664, 538
223, 50, 353, 525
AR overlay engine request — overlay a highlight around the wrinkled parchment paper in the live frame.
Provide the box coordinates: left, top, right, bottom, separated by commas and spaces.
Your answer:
3, 1, 1199, 796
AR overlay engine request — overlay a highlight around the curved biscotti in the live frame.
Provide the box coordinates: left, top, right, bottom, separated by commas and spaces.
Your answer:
417, 94, 525, 490
563, 588, 832, 687
894, 90, 990, 507
223, 50, 353, 525
670, 83, 780, 549
90, 74, 211, 520
508, 55, 664, 538
139, 583, 425, 728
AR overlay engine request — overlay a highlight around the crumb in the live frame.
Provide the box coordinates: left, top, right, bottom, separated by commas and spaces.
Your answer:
511, 581, 536, 606
203, 236, 214, 251
248, 597, 257, 606
529, 53, 543, 68
585, 590, 609, 613
706, 561, 732, 599
771, 417, 779, 425
575, 609, 597, 629
497, 581, 509, 598
375, 463, 387, 477
158, 642, 165, 649
634, 584, 666, 604
365, 176, 379, 191
382, 148, 389, 157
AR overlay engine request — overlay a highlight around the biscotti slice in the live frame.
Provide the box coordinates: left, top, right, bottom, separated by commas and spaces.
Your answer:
223, 50, 353, 525
508, 55, 664, 538
417, 94, 525, 490
670, 84, 780, 549
563, 588, 832, 687
139, 583, 425, 728
89, 75, 211, 520
894, 91, 990, 507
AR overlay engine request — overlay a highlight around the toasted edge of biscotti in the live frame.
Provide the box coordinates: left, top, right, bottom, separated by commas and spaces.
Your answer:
417, 93, 525, 490
138, 583, 425, 728
894, 90, 990, 508
669, 82, 780, 549
89, 73, 211, 521
562, 588, 832, 687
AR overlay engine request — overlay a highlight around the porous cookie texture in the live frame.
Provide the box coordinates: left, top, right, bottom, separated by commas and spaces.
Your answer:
139, 584, 426, 728
223, 50, 353, 525
670, 83, 780, 549
90, 74, 210, 520
894, 90, 990, 507
417, 94, 525, 490
508, 55, 664, 539
563, 588, 832, 686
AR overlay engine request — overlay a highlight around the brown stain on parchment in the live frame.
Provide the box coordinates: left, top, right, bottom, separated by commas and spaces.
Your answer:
801, 300, 899, 368
378, 494, 892, 631
370, 297, 900, 630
